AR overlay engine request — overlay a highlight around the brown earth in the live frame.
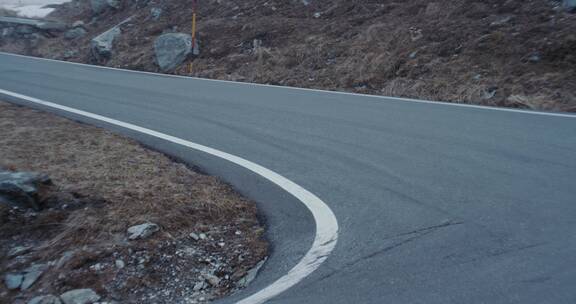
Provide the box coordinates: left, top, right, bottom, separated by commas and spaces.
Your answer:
0, 101, 267, 303
1, 0, 576, 111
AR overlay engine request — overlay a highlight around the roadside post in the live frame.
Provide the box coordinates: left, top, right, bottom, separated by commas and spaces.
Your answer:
188, 0, 198, 74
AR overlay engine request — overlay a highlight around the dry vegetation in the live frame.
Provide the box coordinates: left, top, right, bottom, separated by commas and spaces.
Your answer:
1, 0, 574, 111
0, 101, 267, 303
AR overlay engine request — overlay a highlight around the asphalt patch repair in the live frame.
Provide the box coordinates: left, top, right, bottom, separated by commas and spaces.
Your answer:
0, 101, 268, 303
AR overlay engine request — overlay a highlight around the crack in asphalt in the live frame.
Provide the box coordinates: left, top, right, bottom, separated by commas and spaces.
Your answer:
313, 221, 464, 284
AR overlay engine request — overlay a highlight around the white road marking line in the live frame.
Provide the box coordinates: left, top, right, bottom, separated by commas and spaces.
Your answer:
1, 51, 575, 118
0, 88, 339, 304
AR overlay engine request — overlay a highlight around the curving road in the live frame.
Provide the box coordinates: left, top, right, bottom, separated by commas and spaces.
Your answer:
1, 52, 576, 304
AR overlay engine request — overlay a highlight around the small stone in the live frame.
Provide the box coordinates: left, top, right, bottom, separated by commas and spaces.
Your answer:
193, 281, 205, 291
28, 295, 62, 304
527, 53, 541, 63
218, 242, 225, 247
72, 21, 85, 28
202, 273, 221, 286
150, 7, 162, 20
21, 264, 47, 290
56, 251, 76, 269
482, 87, 498, 100
127, 223, 160, 240
313, 12, 321, 18
106, 0, 120, 9
64, 27, 87, 40
199, 233, 207, 240
4, 273, 23, 290
8, 246, 32, 258
189, 232, 200, 241
234, 230, 242, 235
238, 259, 266, 288
115, 259, 125, 269
408, 51, 418, 59
60, 289, 101, 304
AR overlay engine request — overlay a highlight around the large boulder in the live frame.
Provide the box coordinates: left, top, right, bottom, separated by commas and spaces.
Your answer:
90, 0, 108, 14
64, 27, 87, 40
90, 0, 121, 14
91, 26, 120, 60
0, 171, 51, 210
154, 33, 192, 72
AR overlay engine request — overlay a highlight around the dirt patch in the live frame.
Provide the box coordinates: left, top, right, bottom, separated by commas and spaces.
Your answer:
1, 0, 575, 111
0, 101, 268, 303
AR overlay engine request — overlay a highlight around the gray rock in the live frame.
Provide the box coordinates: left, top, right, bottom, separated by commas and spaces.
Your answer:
8, 245, 33, 258
90, 0, 108, 14
28, 295, 63, 304
154, 33, 192, 72
56, 251, 76, 269
1, 27, 14, 38
202, 273, 221, 286
127, 222, 160, 240
150, 7, 162, 20
72, 21, 85, 28
0, 170, 51, 210
64, 27, 87, 40
238, 259, 266, 288
91, 26, 121, 59
528, 53, 541, 63
107, 0, 121, 9
4, 273, 23, 290
115, 259, 125, 269
482, 87, 498, 100
189, 232, 200, 241
63, 50, 79, 59
60, 289, 100, 304
21, 264, 47, 290
193, 281, 205, 291
564, 0, 576, 12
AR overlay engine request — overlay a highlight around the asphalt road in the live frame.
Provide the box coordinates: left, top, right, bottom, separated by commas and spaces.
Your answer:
1, 53, 576, 304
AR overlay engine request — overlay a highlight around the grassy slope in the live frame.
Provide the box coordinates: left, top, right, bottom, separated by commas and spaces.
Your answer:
0, 101, 267, 303
3, 0, 576, 111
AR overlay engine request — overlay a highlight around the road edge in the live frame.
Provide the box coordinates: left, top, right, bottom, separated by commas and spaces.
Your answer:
1, 52, 575, 118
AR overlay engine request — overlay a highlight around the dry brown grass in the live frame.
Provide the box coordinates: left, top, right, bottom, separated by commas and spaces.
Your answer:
0, 101, 267, 302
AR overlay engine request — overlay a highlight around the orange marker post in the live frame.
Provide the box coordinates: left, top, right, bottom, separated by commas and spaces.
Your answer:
188, 0, 197, 74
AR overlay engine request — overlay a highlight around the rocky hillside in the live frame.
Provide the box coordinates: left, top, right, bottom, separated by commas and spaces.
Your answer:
1, 0, 576, 111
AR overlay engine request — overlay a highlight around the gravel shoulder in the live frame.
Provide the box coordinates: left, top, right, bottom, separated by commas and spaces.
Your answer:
0, 101, 268, 304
